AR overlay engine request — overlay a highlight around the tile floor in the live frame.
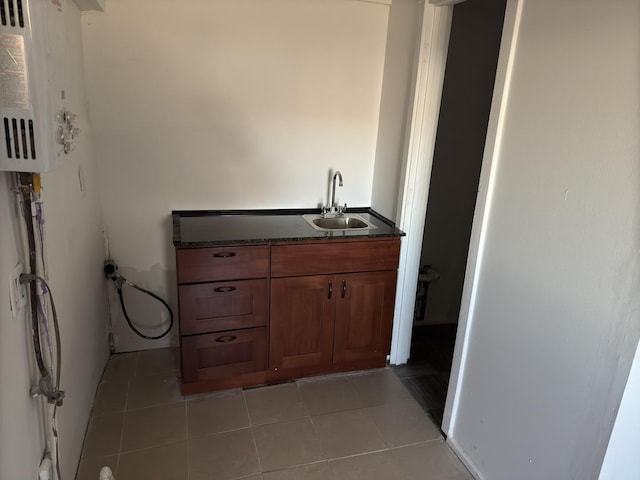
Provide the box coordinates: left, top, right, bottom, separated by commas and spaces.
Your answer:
76, 348, 472, 480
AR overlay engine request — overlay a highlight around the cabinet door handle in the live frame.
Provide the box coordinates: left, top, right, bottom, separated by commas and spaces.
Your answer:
214, 286, 236, 293
213, 252, 236, 258
341, 279, 347, 298
328, 280, 333, 299
215, 334, 237, 343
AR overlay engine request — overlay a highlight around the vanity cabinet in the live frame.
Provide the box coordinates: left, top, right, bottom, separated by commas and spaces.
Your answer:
176, 244, 269, 392
269, 239, 400, 377
175, 234, 401, 394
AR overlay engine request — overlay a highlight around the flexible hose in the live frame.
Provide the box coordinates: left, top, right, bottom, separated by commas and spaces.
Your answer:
116, 278, 173, 340
18, 174, 48, 378
17, 174, 64, 479
20, 274, 64, 480
31, 276, 62, 396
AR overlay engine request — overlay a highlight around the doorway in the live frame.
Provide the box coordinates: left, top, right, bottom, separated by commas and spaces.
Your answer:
393, 0, 507, 426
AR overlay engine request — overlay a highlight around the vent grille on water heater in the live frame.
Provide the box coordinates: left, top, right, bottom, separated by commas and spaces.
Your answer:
0, 0, 67, 172
3, 117, 36, 161
0, 0, 25, 28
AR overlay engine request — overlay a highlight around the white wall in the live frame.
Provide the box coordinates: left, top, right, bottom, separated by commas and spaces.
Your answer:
371, 0, 421, 220
0, 175, 46, 480
0, 2, 110, 479
599, 339, 640, 480
449, 1, 640, 478
418, 0, 505, 326
81, 0, 390, 351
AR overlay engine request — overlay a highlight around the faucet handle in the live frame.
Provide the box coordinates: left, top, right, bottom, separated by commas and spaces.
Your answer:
338, 203, 347, 215
321, 206, 329, 217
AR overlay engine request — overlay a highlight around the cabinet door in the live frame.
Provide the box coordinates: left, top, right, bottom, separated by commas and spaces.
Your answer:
270, 275, 335, 371
333, 271, 397, 365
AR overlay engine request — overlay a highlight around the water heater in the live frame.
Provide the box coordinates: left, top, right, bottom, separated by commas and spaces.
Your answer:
0, 0, 78, 173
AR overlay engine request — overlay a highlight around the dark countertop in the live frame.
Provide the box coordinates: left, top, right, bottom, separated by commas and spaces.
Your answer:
172, 208, 405, 247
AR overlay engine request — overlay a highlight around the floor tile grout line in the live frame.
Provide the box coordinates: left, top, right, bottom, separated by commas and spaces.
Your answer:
115, 351, 134, 478
294, 380, 311, 418
325, 447, 391, 463
259, 459, 328, 475
124, 399, 185, 413
117, 438, 188, 457
250, 412, 311, 428
243, 389, 264, 475
243, 388, 255, 428
185, 397, 190, 480
117, 352, 131, 457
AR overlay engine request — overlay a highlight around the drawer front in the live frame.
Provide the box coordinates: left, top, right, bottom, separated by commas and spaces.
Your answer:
181, 328, 267, 383
271, 239, 401, 277
179, 279, 268, 335
177, 245, 269, 283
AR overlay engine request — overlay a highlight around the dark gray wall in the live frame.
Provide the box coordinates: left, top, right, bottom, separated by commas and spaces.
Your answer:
419, 0, 506, 325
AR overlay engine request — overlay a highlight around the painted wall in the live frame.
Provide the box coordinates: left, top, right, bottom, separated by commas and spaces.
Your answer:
450, 1, 640, 479
81, 0, 391, 352
599, 339, 640, 480
418, 0, 505, 325
0, 2, 110, 479
0, 176, 46, 480
371, 0, 422, 221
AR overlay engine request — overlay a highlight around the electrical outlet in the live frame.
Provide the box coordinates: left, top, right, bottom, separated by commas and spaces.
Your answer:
9, 263, 27, 317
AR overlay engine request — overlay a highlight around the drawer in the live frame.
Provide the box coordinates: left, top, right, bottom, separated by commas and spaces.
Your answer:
181, 328, 267, 383
179, 279, 267, 335
176, 245, 269, 283
271, 239, 400, 277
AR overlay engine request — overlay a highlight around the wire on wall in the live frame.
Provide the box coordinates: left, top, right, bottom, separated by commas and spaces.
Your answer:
16, 173, 64, 480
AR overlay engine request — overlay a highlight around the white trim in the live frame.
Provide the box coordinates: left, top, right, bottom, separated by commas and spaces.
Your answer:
441, 0, 524, 435
389, 3, 453, 365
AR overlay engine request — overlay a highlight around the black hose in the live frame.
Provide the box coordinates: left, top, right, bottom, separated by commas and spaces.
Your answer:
115, 278, 173, 340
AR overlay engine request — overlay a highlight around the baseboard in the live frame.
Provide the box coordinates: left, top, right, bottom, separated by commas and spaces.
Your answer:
447, 436, 486, 480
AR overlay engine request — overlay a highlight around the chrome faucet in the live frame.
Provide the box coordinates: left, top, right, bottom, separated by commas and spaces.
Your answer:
328, 170, 344, 215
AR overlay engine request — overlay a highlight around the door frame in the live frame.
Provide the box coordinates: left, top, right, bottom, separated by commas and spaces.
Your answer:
389, 1, 453, 366
390, 0, 524, 441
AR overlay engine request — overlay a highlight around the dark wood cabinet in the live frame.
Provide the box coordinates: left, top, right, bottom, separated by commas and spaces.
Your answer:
333, 271, 397, 365
176, 244, 270, 394
270, 276, 335, 371
181, 327, 268, 383
178, 279, 268, 335
269, 240, 400, 378
177, 244, 269, 283
176, 237, 400, 394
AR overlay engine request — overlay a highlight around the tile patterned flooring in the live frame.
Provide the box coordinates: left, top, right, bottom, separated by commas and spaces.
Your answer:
392, 324, 458, 425
76, 348, 472, 480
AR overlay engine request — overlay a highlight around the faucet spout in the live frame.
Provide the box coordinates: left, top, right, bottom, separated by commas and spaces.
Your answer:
330, 171, 343, 213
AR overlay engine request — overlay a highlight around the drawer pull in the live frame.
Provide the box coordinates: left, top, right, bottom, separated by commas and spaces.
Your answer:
214, 286, 237, 293
341, 279, 347, 298
328, 280, 333, 299
215, 334, 237, 343
213, 252, 236, 258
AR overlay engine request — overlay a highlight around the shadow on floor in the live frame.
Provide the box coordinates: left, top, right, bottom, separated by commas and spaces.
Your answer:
393, 324, 457, 428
